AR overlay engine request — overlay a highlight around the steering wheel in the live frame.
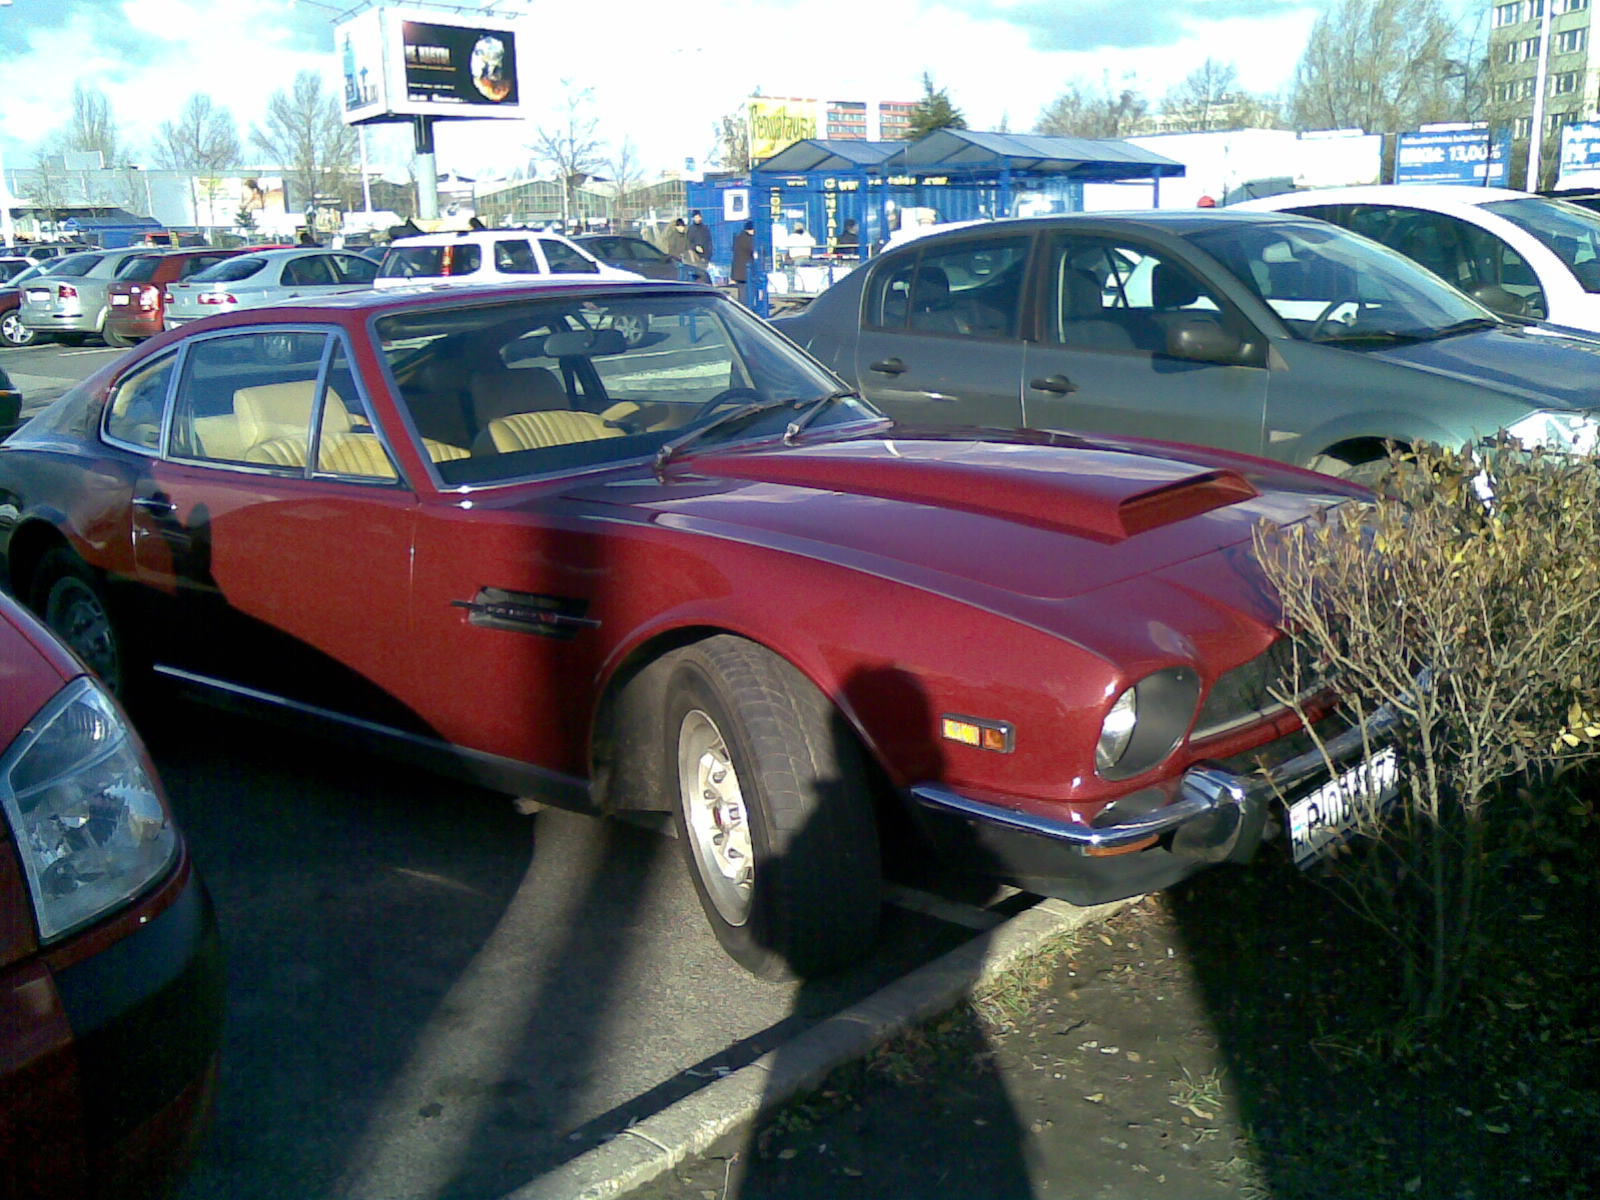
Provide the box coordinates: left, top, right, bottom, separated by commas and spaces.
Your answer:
691, 387, 766, 421
1310, 296, 1360, 341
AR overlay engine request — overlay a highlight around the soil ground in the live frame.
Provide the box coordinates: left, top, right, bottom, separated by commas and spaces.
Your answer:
643, 825, 1598, 1200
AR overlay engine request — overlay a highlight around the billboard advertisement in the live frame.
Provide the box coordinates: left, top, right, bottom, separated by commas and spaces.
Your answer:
748, 98, 823, 163
339, 7, 523, 124
1558, 122, 1600, 189
1394, 126, 1510, 186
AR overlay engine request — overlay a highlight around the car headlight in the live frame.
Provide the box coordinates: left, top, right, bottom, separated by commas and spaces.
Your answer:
1095, 668, 1202, 781
0, 677, 177, 943
1504, 411, 1600, 454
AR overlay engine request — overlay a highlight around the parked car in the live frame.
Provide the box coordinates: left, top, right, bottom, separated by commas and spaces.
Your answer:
103, 248, 247, 347
373, 230, 642, 289
0, 586, 223, 1198
163, 248, 378, 330
0, 280, 1394, 978
0, 257, 31, 285
1231, 185, 1600, 332
0, 362, 18, 433
3, 243, 84, 264
776, 211, 1600, 481
17, 247, 177, 346
575, 233, 712, 284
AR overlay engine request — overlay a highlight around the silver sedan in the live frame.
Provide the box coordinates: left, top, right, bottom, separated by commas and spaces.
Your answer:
164, 248, 379, 329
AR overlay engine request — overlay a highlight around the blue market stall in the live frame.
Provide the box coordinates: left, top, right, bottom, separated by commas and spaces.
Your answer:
730, 129, 1184, 313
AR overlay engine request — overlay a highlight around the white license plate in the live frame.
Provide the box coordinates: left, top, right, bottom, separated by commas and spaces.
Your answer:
1288, 747, 1400, 867
25, 289, 49, 303
110, 294, 130, 305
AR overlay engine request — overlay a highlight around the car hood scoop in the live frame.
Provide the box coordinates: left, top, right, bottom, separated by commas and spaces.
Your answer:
678, 439, 1260, 544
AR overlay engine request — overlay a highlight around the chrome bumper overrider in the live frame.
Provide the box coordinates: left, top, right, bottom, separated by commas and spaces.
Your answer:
912, 701, 1400, 853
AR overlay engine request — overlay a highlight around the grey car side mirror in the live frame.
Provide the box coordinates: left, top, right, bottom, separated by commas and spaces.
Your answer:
1166, 319, 1245, 365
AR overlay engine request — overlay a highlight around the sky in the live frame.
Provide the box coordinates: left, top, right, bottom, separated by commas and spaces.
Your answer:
0, 0, 1488, 183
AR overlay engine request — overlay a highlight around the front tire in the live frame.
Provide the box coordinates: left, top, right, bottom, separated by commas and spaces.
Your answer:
665, 636, 881, 980
30, 550, 129, 696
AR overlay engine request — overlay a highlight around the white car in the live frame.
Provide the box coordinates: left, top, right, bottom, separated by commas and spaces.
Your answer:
1232, 185, 1600, 333
374, 230, 643, 289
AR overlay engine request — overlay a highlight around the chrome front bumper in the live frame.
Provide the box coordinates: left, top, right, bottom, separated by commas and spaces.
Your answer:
910, 702, 1400, 902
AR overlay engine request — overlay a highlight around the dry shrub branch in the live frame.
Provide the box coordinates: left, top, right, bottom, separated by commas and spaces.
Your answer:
1255, 440, 1600, 1030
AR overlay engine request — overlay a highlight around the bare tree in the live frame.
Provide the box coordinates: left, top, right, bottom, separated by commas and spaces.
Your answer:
157, 95, 242, 228
1036, 80, 1149, 139
606, 137, 645, 227
59, 83, 127, 167
531, 82, 605, 228
1288, 0, 1465, 133
715, 103, 751, 172
250, 71, 358, 216
24, 151, 68, 232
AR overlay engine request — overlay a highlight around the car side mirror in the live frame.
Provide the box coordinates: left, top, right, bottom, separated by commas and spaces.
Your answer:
1166, 319, 1245, 365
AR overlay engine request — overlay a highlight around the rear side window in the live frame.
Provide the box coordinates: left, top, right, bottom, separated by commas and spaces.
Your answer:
49, 255, 102, 279
493, 239, 540, 274
180, 254, 238, 278
117, 256, 166, 283
104, 354, 175, 450
332, 255, 378, 284
540, 239, 599, 274
284, 256, 337, 286
192, 256, 267, 283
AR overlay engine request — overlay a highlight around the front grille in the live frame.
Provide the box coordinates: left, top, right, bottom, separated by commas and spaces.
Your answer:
1192, 635, 1324, 743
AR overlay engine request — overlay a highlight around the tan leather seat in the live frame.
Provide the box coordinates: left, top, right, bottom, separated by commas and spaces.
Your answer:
244, 432, 466, 476
233, 381, 351, 453
468, 366, 569, 431
423, 439, 470, 462
479, 410, 623, 454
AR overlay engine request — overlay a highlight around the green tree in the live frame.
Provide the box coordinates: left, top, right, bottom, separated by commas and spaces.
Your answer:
250, 71, 358, 215
1288, 0, 1467, 133
907, 71, 967, 140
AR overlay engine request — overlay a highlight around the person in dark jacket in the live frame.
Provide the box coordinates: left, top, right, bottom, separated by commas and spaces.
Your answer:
687, 210, 713, 266
731, 221, 755, 286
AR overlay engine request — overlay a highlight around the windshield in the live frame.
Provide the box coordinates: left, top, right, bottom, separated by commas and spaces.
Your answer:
377, 290, 879, 487
1187, 220, 1493, 343
1483, 196, 1600, 292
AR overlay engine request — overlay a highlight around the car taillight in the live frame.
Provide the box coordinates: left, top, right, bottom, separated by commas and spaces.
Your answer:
199, 293, 235, 305
442, 247, 455, 277
57, 284, 78, 300
138, 285, 162, 311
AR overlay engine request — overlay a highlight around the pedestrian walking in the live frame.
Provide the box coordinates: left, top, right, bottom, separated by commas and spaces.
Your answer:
731, 221, 755, 288
687, 210, 713, 266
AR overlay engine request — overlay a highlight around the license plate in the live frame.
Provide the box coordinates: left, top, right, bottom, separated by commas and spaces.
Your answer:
25, 289, 48, 303
110, 294, 130, 305
1288, 747, 1400, 867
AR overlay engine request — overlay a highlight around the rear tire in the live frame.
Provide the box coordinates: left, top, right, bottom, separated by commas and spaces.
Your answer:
30, 550, 131, 697
0, 310, 34, 348
102, 327, 136, 349
664, 636, 881, 980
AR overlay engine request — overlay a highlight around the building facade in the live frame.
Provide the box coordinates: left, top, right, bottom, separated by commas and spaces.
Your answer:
1488, 0, 1598, 184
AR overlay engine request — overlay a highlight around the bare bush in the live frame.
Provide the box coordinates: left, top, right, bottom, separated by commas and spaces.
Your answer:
1255, 440, 1600, 1029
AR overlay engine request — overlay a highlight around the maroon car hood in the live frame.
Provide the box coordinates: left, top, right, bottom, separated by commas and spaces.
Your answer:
0, 595, 77, 749
613, 436, 1349, 606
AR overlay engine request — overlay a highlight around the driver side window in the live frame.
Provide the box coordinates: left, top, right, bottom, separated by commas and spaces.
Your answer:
1047, 236, 1230, 356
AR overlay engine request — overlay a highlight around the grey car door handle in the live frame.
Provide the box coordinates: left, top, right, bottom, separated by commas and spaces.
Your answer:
869, 358, 907, 375
1029, 374, 1078, 394
132, 495, 176, 515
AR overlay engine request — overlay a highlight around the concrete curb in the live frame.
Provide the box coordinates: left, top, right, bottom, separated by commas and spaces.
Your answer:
502, 895, 1136, 1200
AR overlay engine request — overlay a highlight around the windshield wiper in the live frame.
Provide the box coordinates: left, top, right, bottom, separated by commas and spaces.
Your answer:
1426, 317, 1503, 339
783, 388, 862, 444
653, 396, 801, 477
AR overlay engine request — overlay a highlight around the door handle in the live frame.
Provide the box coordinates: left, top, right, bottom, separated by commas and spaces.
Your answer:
132, 495, 176, 515
1029, 374, 1078, 395
869, 357, 907, 375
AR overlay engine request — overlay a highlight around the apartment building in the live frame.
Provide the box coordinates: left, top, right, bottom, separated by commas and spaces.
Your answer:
1489, 0, 1597, 146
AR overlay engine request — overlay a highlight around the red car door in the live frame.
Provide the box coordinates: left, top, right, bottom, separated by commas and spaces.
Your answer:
125, 329, 422, 729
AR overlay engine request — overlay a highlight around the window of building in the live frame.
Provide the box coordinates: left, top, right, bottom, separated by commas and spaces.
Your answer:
1555, 27, 1588, 53
1493, 0, 1523, 24
1514, 116, 1534, 138
1553, 70, 1582, 93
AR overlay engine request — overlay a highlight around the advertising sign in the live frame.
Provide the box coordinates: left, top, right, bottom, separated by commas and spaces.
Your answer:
748, 98, 823, 163
338, 7, 523, 125
1394, 127, 1509, 186
1558, 122, 1600, 189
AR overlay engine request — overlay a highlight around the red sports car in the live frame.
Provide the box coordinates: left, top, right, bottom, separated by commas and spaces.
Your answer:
0, 281, 1392, 978
0, 589, 222, 1198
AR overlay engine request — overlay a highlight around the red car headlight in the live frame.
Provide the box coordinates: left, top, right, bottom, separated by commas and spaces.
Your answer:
0, 677, 178, 942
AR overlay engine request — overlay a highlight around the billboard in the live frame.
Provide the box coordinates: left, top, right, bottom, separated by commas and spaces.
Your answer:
748, 98, 824, 162
338, 7, 523, 125
1559, 122, 1600, 189
1394, 126, 1510, 186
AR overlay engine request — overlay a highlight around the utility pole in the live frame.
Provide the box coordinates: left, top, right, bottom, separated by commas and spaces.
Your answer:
1526, 0, 1555, 189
